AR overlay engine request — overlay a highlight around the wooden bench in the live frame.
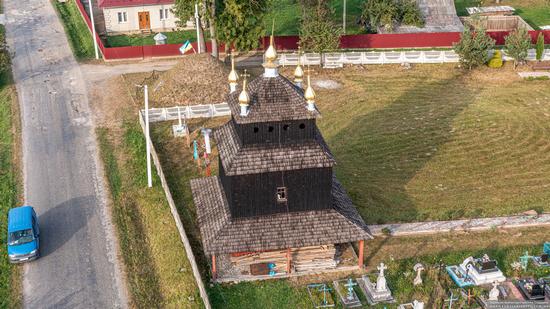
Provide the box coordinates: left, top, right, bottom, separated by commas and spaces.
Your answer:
532, 61, 550, 71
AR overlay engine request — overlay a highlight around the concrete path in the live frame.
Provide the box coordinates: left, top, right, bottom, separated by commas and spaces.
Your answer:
81, 60, 177, 82
518, 71, 550, 78
368, 214, 550, 236
3, 0, 127, 308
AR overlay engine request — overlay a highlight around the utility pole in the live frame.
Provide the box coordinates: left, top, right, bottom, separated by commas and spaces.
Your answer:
342, 0, 346, 34
144, 85, 152, 188
88, 0, 99, 59
195, 3, 201, 53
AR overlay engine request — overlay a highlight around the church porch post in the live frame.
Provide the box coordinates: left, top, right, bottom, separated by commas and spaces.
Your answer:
358, 240, 365, 269
212, 255, 217, 280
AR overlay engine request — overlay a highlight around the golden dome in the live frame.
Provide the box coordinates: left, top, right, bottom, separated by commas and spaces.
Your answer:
263, 20, 278, 69
294, 64, 304, 82
304, 75, 315, 102
238, 78, 250, 106
228, 51, 239, 83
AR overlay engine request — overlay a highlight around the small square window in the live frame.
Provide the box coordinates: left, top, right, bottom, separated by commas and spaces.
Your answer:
277, 187, 287, 203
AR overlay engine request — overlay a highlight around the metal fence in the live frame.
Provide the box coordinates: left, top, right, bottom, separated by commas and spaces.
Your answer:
278, 49, 550, 67
142, 103, 231, 123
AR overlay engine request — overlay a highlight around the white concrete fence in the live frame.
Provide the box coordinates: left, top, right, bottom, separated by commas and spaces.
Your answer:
278, 49, 550, 67
142, 103, 231, 123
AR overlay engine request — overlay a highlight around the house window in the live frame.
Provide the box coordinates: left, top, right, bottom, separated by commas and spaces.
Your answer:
160, 8, 169, 20
276, 187, 287, 203
117, 12, 127, 23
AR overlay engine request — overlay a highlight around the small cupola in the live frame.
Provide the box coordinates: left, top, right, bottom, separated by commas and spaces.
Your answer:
228, 51, 239, 93
238, 70, 250, 116
263, 21, 279, 78
294, 48, 304, 88
304, 72, 316, 112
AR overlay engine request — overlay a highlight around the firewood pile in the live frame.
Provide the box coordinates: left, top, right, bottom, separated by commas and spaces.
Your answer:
230, 245, 337, 274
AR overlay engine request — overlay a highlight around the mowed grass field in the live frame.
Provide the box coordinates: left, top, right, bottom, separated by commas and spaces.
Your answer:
305, 64, 550, 224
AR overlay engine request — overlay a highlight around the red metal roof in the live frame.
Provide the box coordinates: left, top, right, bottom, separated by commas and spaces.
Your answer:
99, 0, 173, 9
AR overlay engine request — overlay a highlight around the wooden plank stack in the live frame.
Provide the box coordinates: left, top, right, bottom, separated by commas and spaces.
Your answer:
229, 245, 337, 274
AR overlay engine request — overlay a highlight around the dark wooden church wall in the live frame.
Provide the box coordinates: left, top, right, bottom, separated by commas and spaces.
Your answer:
234, 119, 316, 145
227, 167, 333, 218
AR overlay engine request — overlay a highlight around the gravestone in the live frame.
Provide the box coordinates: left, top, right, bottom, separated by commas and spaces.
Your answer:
413, 263, 424, 286
515, 278, 546, 301
357, 262, 395, 305
333, 278, 361, 308
488, 282, 500, 301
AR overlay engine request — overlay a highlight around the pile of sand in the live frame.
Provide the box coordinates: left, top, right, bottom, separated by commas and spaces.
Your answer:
149, 54, 230, 107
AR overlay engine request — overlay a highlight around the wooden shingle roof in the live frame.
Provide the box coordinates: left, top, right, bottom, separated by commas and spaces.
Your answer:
228, 74, 320, 124
191, 176, 372, 255
214, 121, 335, 176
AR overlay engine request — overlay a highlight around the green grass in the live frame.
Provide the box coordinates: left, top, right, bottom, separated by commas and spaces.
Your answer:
454, 0, 550, 29
313, 64, 550, 224
52, 0, 95, 60
0, 25, 21, 309
97, 122, 202, 308
104, 30, 199, 48
263, 0, 366, 35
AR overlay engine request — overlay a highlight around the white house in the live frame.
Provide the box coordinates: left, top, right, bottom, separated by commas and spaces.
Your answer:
99, 0, 191, 34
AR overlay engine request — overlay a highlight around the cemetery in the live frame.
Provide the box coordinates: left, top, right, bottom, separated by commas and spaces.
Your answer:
104, 32, 550, 306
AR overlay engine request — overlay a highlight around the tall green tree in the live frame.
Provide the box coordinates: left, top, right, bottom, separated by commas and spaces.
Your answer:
505, 28, 531, 69
298, 0, 340, 53
536, 32, 545, 61
453, 26, 495, 70
216, 0, 269, 51
172, 1, 211, 55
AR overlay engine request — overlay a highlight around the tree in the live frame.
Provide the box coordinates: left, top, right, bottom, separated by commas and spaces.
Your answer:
298, 0, 340, 53
536, 32, 545, 61
453, 26, 495, 70
216, 0, 269, 52
172, 1, 209, 54
505, 28, 531, 69
360, 0, 423, 33
0, 29, 8, 78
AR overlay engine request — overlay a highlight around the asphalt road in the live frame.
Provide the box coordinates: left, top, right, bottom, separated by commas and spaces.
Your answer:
3, 0, 127, 307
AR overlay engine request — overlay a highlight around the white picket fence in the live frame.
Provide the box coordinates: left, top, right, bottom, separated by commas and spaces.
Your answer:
142, 103, 231, 123
278, 49, 550, 67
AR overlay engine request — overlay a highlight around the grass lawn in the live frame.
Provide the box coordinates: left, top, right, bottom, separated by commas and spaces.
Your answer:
52, 0, 95, 60
307, 64, 550, 224
454, 0, 550, 29
120, 63, 550, 307
0, 25, 22, 309
104, 30, 198, 48
263, 0, 366, 35
94, 76, 203, 307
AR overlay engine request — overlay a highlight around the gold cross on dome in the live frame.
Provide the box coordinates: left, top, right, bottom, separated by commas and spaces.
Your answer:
241, 69, 250, 81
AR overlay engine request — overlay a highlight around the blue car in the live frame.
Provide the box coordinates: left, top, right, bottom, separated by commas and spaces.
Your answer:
7, 206, 40, 263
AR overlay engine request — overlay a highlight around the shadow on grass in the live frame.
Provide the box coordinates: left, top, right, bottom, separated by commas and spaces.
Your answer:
328, 72, 480, 224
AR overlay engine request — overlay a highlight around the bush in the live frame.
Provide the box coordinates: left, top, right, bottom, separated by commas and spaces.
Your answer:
536, 33, 545, 61
360, 0, 423, 33
505, 28, 531, 69
488, 50, 503, 68
454, 26, 495, 70
299, 0, 340, 53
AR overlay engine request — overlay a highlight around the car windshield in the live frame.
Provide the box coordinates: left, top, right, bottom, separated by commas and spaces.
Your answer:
8, 229, 34, 246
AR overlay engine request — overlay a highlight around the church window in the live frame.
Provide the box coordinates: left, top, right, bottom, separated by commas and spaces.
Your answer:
299, 123, 305, 129
253, 127, 259, 133
276, 187, 287, 203
283, 124, 289, 131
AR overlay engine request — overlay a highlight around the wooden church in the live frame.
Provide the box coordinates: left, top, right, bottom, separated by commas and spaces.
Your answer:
190, 36, 372, 282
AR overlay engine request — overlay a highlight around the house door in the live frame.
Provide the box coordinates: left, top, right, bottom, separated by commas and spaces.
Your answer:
138, 11, 150, 30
